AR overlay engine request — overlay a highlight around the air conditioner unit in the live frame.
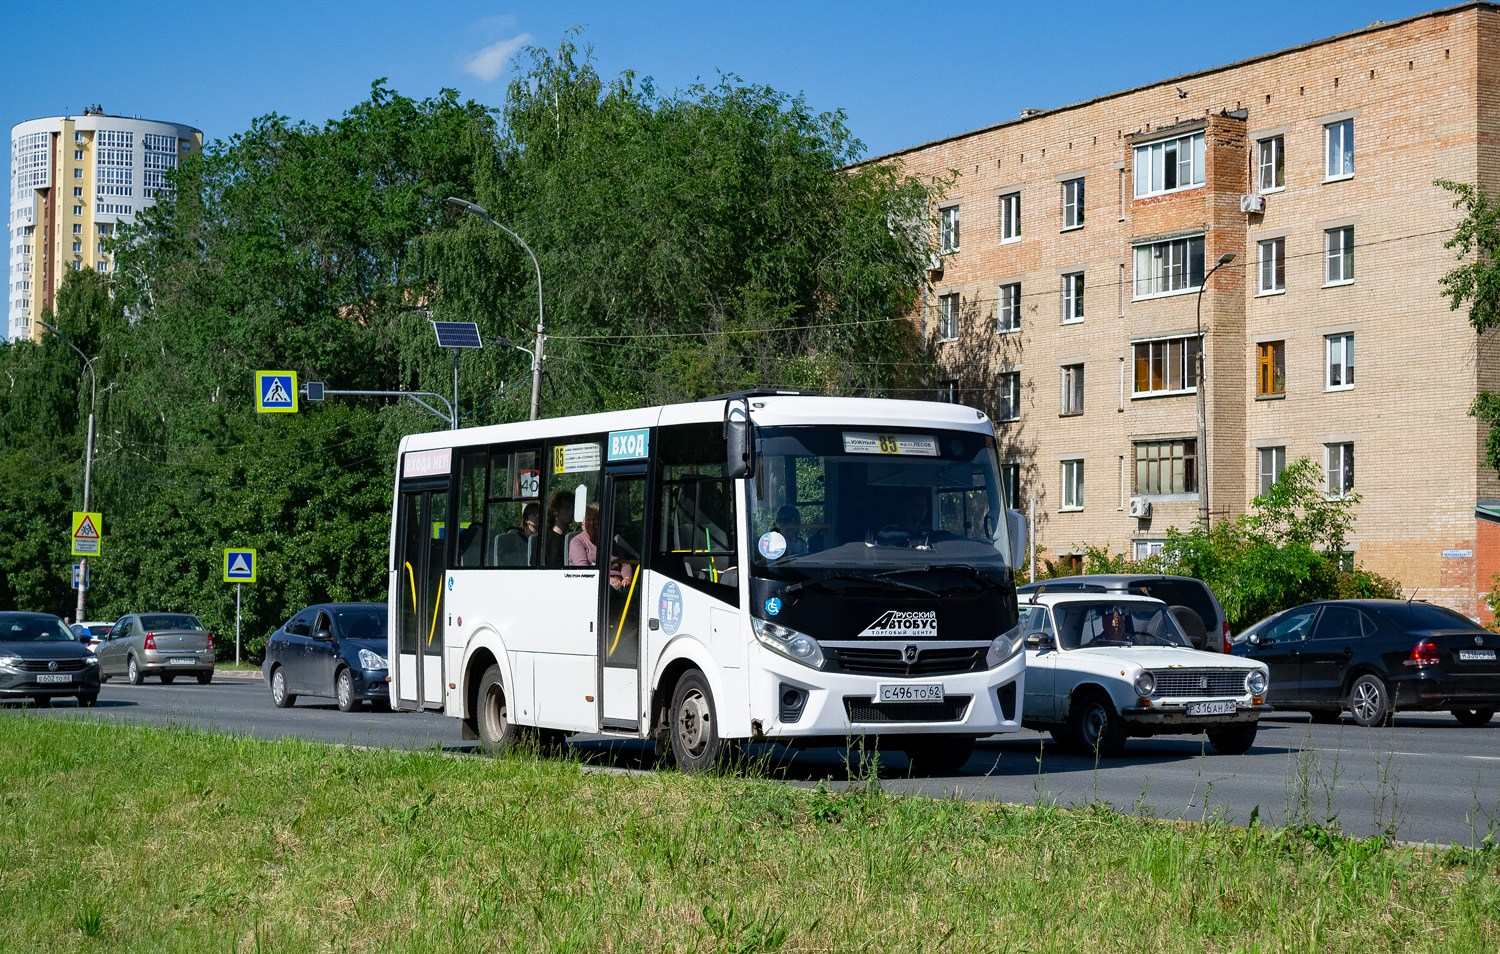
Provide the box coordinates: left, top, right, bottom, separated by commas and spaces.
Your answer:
1128, 496, 1152, 518
1240, 193, 1264, 214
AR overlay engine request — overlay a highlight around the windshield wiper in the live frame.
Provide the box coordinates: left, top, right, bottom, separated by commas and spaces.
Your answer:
786, 572, 939, 599
923, 563, 1006, 590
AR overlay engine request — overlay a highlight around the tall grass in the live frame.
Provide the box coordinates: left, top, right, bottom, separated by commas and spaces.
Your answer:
0, 715, 1496, 952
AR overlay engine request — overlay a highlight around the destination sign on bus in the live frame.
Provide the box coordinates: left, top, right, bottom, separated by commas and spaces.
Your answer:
553, 442, 601, 474
403, 448, 452, 478
842, 432, 939, 457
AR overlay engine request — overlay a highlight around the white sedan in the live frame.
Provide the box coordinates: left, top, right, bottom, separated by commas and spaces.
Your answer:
1018, 592, 1271, 756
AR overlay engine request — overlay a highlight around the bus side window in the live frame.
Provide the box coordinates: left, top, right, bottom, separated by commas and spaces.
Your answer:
484, 447, 542, 568
655, 424, 739, 604
542, 438, 601, 569
453, 451, 487, 568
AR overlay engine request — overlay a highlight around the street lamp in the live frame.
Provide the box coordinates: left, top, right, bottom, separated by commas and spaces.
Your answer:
445, 197, 546, 421
485, 336, 536, 400
1195, 252, 1237, 529
38, 320, 96, 622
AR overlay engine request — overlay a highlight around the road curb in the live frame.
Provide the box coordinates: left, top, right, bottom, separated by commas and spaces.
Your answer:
213, 669, 263, 680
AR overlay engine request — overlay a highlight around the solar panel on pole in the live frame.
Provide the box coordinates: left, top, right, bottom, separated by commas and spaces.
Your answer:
431, 321, 483, 349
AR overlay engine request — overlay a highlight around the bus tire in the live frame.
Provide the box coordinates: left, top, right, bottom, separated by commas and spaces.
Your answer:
901, 735, 975, 775
668, 669, 722, 772
476, 664, 519, 755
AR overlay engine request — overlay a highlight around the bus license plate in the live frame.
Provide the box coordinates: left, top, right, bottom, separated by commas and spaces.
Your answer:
37, 673, 72, 684
1187, 700, 1236, 716
878, 683, 944, 704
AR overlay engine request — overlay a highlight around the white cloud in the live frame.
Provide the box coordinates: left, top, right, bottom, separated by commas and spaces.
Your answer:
463, 34, 532, 83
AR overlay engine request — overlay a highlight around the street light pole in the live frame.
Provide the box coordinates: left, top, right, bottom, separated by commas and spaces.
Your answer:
1194, 252, 1237, 530
39, 321, 96, 622
446, 197, 546, 420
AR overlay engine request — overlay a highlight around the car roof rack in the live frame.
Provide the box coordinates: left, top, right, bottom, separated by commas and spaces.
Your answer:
699, 388, 821, 402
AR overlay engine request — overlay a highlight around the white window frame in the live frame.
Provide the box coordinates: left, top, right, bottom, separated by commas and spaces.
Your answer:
1258, 237, 1285, 294
1325, 333, 1354, 390
999, 192, 1021, 243
1131, 335, 1200, 397
940, 205, 960, 253
1258, 446, 1286, 496
1324, 120, 1354, 181
1134, 539, 1165, 560
1061, 272, 1084, 323
998, 372, 1021, 422
1133, 235, 1205, 299
1132, 131, 1206, 198
1002, 463, 1022, 511
1062, 178, 1085, 230
997, 282, 1021, 334
1061, 459, 1084, 511
1325, 227, 1353, 285
937, 380, 957, 403
1061, 364, 1084, 416
1256, 136, 1284, 193
937, 293, 960, 342
1326, 442, 1354, 497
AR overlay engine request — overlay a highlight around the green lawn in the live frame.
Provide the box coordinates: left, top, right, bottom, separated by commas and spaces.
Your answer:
2, 715, 1497, 952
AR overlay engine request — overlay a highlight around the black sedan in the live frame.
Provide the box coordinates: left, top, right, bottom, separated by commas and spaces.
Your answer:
1233, 599, 1500, 726
262, 603, 390, 712
0, 612, 101, 706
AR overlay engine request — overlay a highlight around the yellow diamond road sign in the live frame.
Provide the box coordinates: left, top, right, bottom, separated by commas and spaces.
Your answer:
71, 511, 102, 557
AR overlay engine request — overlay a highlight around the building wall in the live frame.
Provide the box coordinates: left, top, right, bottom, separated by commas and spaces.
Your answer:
9, 113, 203, 340
884, 4, 1498, 616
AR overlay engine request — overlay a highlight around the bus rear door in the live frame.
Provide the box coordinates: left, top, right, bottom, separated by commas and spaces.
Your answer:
394, 484, 448, 709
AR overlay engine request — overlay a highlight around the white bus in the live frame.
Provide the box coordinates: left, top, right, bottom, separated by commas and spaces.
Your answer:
387, 391, 1028, 772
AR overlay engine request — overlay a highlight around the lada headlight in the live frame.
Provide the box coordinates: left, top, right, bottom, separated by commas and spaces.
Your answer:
1133, 670, 1156, 697
358, 648, 389, 671
985, 622, 1025, 669
751, 618, 825, 669
1246, 669, 1268, 696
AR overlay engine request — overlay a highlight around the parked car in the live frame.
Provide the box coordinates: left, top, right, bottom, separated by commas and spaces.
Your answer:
1018, 592, 1270, 756
1233, 599, 1500, 726
0, 612, 101, 706
1018, 574, 1230, 653
70, 621, 112, 649
93, 613, 215, 685
262, 603, 390, 712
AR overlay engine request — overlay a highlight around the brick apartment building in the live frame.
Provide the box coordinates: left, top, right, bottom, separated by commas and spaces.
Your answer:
879, 3, 1500, 619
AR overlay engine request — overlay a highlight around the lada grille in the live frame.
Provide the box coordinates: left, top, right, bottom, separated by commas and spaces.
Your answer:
16, 659, 86, 672
843, 695, 972, 724
824, 645, 986, 677
1150, 669, 1246, 698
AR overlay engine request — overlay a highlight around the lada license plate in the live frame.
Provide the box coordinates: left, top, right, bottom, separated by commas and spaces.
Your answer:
168, 657, 197, 666
37, 673, 72, 684
878, 683, 944, 704
1459, 649, 1496, 661
1187, 700, 1236, 716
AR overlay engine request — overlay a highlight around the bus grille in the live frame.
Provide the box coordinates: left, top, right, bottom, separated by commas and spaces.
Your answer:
1151, 669, 1246, 698
843, 695, 972, 724
824, 645, 986, 677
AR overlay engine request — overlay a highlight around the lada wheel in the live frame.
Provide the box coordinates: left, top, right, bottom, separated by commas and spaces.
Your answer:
669, 669, 723, 772
127, 656, 143, 686
1348, 675, 1392, 727
197, 672, 213, 685
1206, 723, 1258, 755
477, 664, 519, 755
160, 674, 176, 685
1066, 691, 1128, 758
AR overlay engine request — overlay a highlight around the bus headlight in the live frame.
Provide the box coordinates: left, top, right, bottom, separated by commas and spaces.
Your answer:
1246, 669, 1268, 696
985, 622, 1025, 669
751, 618, 825, 669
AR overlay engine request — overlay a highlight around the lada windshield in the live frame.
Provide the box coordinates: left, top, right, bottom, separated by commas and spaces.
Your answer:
141, 614, 205, 631
1052, 601, 1191, 650
748, 425, 1011, 592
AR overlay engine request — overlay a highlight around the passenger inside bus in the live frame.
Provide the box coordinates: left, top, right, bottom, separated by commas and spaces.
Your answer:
774, 505, 810, 557
542, 491, 571, 568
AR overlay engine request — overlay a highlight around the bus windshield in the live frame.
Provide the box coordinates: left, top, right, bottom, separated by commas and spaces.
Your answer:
748, 425, 1011, 583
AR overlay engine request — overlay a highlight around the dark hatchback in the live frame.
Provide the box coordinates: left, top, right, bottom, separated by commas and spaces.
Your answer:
1233, 599, 1500, 726
0, 612, 101, 706
262, 603, 390, 712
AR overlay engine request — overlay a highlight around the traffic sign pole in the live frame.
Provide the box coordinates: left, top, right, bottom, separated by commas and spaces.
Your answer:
235, 583, 242, 665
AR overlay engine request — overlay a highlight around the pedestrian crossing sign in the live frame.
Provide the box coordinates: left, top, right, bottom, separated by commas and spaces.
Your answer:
223, 548, 257, 583
71, 511, 102, 557
255, 371, 298, 413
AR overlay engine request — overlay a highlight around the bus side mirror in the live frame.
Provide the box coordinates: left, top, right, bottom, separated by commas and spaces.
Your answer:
724, 400, 754, 479
1005, 509, 1027, 568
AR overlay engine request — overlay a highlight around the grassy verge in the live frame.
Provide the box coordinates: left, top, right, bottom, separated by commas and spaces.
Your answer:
3, 716, 1498, 953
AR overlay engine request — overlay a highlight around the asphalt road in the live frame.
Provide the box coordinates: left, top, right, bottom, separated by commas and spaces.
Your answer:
9, 672, 1500, 846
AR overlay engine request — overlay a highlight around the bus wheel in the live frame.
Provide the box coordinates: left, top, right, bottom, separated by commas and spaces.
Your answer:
901, 735, 975, 775
669, 670, 721, 772
477, 664, 519, 755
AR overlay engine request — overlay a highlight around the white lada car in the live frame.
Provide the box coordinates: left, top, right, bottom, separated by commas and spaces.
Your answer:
1019, 592, 1271, 756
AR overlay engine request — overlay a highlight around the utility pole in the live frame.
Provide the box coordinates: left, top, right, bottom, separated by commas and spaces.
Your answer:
1194, 253, 1236, 529
40, 321, 96, 622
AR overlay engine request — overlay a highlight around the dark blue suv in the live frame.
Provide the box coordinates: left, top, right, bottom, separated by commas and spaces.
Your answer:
262, 603, 390, 712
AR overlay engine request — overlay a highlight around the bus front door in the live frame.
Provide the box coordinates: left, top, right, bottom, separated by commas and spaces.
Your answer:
598, 471, 648, 730
395, 487, 448, 710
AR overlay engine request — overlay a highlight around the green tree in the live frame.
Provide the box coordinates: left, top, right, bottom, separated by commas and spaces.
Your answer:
1437, 179, 1500, 470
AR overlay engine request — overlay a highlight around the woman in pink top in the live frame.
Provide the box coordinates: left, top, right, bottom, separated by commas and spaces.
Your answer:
570, 502, 631, 590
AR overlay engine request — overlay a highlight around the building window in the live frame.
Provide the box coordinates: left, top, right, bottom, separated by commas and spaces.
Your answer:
72, 205, 82, 216
73, 187, 83, 198
1258, 237, 1284, 293
937, 380, 957, 403
1325, 227, 1354, 284
72, 241, 82, 253
940, 205, 960, 253
1256, 136, 1284, 191
1257, 341, 1285, 397
1258, 446, 1286, 496
998, 372, 1021, 422
1132, 336, 1200, 396
1061, 460, 1084, 510
1133, 236, 1205, 298
1061, 364, 1084, 415
1325, 119, 1354, 179
75, 132, 85, 143
1000, 192, 1021, 241
1134, 539, 1166, 560
73, 149, 84, 161
72, 224, 82, 235
97, 242, 107, 255
937, 293, 960, 342
73, 168, 83, 179
997, 282, 1020, 333
1135, 439, 1197, 495
1326, 442, 1354, 496
1002, 463, 1021, 510
97, 223, 112, 236
1061, 272, 1084, 322
96, 261, 107, 274
1326, 333, 1353, 390
1133, 131, 1206, 198
1062, 178, 1085, 229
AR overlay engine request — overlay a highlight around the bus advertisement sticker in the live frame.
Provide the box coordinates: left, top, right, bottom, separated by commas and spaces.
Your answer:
658, 582, 684, 635
758, 531, 787, 560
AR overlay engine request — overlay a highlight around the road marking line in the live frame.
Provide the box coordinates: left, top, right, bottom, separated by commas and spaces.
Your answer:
1466, 755, 1500, 761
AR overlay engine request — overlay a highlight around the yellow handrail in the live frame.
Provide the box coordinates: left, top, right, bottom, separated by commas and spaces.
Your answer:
609, 565, 641, 657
